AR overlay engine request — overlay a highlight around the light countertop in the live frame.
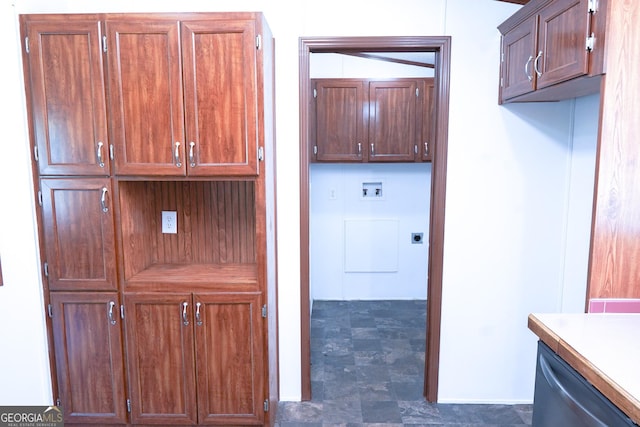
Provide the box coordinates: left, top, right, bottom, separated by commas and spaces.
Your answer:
528, 313, 640, 425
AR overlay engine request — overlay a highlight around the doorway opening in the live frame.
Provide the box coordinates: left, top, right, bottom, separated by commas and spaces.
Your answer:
299, 36, 451, 402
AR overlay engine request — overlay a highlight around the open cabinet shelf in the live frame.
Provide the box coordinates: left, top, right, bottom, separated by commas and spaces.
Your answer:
118, 180, 258, 290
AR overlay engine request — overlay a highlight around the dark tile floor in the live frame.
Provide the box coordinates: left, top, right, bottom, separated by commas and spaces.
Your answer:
276, 300, 532, 427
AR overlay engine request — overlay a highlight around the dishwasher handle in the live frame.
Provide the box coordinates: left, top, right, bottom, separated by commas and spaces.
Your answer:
539, 352, 608, 427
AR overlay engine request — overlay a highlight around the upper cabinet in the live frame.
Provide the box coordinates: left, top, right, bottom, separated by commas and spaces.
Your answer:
107, 16, 259, 176
312, 78, 433, 163
498, 0, 607, 103
23, 17, 111, 176
312, 79, 366, 162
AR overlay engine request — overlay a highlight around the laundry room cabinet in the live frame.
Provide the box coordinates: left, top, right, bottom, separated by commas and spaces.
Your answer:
20, 11, 277, 426
311, 78, 434, 163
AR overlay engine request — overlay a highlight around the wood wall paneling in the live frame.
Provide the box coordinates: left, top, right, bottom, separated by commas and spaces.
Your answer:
588, 0, 640, 300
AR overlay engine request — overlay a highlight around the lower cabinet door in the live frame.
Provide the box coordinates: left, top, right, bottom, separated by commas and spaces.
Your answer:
124, 293, 198, 425
50, 292, 127, 424
194, 292, 264, 425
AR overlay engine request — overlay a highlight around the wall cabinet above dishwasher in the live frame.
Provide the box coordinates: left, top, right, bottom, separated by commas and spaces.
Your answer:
498, 0, 607, 103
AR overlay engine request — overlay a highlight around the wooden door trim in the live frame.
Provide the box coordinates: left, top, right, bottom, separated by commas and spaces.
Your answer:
299, 36, 451, 402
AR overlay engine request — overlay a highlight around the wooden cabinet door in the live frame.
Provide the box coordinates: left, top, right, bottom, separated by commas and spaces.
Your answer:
40, 178, 117, 291
500, 14, 538, 101
124, 293, 197, 424
24, 18, 110, 176
368, 80, 420, 162
106, 19, 186, 176
50, 292, 127, 424
421, 78, 435, 162
182, 20, 259, 176
194, 292, 264, 425
536, 0, 590, 89
313, 79, 366, 162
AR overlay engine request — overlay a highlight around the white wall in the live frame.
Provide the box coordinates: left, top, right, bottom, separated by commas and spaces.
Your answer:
0, 0, 52, 404
1, 0, 599, 405
310, 163, 430, 300
561, 94, 599, 312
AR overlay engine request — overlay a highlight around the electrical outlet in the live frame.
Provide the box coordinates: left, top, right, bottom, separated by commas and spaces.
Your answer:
162, 211, 177, 234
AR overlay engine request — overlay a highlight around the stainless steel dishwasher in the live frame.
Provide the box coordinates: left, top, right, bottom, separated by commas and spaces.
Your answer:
532, 341, 637, 426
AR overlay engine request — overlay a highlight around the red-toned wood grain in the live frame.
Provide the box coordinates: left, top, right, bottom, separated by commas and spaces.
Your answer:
588, 0, 640, 299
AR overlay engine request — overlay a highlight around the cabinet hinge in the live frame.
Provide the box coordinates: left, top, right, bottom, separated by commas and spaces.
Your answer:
33, 146, 39, 162
120, 304, 125, 319
262, 304, 267, 318
126, 399, 131, 413
586, 33, 595, 51
43, 262, 49, 277
258, 146, 264, 161
38, 190, 43, 206
55, 398, 61, 407
25, 36, 29, 54
256, 34, 262, 50
588, 0, 598, 13
313, 88, 317, 99
263, 399, 269, 412
102, 35, 107, 53
313, 145, 318, 155
48, 304, 53, 318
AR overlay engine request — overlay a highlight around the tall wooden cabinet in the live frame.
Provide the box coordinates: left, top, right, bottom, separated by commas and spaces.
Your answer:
21, 12, 277, 426
311, 78, 434, 163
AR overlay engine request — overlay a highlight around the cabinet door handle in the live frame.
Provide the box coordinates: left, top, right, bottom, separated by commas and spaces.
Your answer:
357, 142, 362, 155
195, 302, 203, 326
534, 51, 543, 78
97, 141, 105, 167
525, 55, 534, 82
370, 143, 375, 155
108, 301, 117, 325
182, 302, 189, 326
174, 141, 182, 167
424, 141, 429, 155
100, 187, 109, 213
189, 142, 196, 167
